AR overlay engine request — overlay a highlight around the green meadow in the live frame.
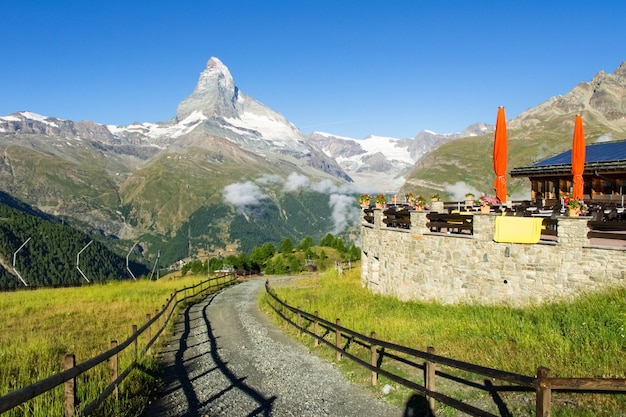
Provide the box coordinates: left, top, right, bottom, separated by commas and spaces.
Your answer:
261, 268, 626, 416
0, 275, 207, 417
2, 268, 625, 416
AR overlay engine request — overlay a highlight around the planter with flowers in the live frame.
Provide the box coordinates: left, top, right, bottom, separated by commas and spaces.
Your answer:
358, 193, 371, 208
478, 194, 497, 213
564, 194, 587, 217
408, 194, 427, 210
374, 194, 387, 209
430, 193, 440, 202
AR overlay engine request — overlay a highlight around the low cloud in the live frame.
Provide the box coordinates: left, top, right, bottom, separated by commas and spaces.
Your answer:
256, 174, 283, 185
224, 172, 361, 235
284, 172, 310, 192
329, 193, 359, 234
596, 134, 614, 143
223, 181, 268, 210
444, 181, 481, 201
311, 178, 354, 195
444, 181, 529, 201
282, 174, 359, 233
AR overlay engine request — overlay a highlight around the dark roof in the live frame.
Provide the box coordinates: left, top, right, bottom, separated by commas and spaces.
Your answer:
533, 140, 626, 166
511, 140, 626, 177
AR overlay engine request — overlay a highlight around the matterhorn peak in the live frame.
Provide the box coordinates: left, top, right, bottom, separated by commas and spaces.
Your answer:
175, 57, 239, 121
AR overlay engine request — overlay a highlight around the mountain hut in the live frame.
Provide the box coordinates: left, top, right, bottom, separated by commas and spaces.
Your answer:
511, 140, 626, 204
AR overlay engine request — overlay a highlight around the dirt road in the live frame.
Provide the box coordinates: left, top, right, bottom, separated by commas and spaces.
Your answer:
143, 277, 405, 417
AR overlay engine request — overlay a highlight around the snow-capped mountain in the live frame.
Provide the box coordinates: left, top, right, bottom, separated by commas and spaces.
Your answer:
105, 58, 312, 151
307, 122, 492, 192
0, 57, 350, 182
0, 57, 357, 251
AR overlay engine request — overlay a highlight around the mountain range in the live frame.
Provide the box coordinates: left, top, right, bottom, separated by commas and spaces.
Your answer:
399, 61, 626, 200
1, 58, 626, 271
0, 58, 365, 269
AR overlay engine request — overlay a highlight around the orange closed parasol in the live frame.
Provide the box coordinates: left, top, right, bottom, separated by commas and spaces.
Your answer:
493, 106, 508, 203
571, 115, 585, 200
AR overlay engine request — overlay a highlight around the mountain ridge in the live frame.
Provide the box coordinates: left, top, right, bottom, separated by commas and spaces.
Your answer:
0, 58, 360, 268
2, 58, 626, 269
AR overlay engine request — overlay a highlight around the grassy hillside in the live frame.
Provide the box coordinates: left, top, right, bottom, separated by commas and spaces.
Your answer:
0, 274, 208, 416
263, 268, 626, 416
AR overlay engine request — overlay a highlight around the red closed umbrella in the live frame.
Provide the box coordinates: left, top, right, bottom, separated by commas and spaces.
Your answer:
493, 106, 508, 203
571, 114, 585, 200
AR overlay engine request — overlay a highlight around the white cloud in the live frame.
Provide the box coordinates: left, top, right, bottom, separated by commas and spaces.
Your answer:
329, 193, 359, 234
284, 172, 310, 192
444, 181, 481, 201
223, 181, 268, 208
444, 181, 529, 202
225, 172, 362, 235
256, 174, 283, 185
596, 134, 614, 143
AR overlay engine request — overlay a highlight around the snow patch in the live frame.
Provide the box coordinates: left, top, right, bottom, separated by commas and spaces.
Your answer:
314, 131, 358, 141
359, 135, 413, 164
19, 111, 61, 127
107, 111, 208, 139
223, 111, 301, 142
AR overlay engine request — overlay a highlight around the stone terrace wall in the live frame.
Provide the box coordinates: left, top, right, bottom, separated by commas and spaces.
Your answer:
360, 209, 626, 306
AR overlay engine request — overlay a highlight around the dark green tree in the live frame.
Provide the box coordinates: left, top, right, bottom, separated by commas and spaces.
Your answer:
297, 235, 313, 251
250, 242, 276, 270
287, 254, 301, 273
279, 238, 294, 254
273, 255, 286, 274
320, 233, 335, 247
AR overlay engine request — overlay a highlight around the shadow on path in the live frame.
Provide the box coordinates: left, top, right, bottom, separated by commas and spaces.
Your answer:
198, 298, 276, 416
146, 293, 275, 417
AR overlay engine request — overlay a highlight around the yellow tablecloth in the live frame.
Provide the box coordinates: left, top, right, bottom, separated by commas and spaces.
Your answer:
494, 216, 543, 244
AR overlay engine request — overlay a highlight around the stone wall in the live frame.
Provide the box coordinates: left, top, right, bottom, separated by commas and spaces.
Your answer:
360, 209, 626, 306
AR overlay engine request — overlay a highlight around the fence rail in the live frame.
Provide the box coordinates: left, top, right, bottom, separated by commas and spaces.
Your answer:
0, 273, 237, 416
265, 280, 626, 417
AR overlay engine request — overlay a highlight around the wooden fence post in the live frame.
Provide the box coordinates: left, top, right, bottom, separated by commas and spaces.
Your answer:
536, 367, 552, 417
132, 325, 138, 363
335, 319, 342, 361
63, 354, 76, 417
146, 314, 151, 346
314, 311, 319, 347
297, 308, 302, 336
110, 340, 118, 401
425, 346, 436, 412
370, 332, 378, 386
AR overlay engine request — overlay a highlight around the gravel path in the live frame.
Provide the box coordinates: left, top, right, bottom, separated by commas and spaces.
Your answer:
143, 277, 405, 417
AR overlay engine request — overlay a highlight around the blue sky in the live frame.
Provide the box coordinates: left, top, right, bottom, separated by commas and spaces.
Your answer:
2, 1, 625, 139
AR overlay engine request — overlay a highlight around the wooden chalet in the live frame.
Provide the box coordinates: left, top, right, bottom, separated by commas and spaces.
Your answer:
511, 140, 626, 203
